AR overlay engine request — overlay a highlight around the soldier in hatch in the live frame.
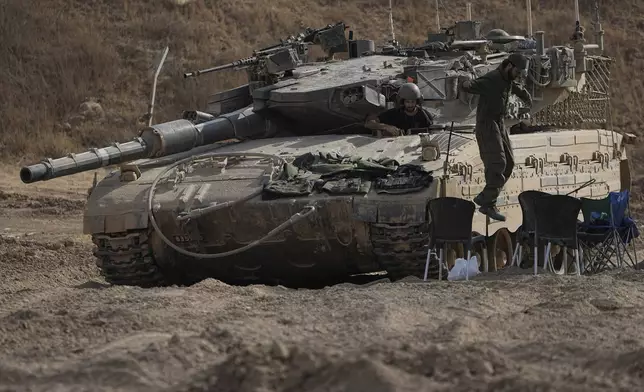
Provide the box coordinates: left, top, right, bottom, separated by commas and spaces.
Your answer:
459, 53, 532, 222
364, 83, 434, 137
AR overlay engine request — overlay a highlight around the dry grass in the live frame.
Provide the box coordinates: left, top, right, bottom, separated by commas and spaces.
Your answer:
1, 0, 642, 201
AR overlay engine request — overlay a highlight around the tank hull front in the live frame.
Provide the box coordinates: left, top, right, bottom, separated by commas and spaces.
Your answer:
149, 197, 375, 286
145, 181, 439, 286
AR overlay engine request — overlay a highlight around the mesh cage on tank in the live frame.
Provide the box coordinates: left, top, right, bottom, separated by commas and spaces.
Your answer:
533, 55, 613, 129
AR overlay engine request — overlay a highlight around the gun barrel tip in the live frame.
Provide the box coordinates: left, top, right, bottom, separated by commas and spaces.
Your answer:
20, 164, 47, 184
20, 167, 34, 183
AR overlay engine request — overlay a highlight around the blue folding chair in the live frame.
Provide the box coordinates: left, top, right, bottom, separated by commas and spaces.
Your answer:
578, 189, 640, 272
609, 190, 640, 267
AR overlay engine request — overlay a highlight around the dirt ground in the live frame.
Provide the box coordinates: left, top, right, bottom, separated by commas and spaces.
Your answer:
2, 167, 644, 392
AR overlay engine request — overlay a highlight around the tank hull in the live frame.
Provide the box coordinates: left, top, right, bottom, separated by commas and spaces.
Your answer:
86, 128, 628, 287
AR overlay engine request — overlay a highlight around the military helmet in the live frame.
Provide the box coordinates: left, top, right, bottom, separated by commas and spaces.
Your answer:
508, 53, 528, 69
398, 82, 423, 102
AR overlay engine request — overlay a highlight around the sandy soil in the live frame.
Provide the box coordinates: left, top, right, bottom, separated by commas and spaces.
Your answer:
2, 168, 644, 392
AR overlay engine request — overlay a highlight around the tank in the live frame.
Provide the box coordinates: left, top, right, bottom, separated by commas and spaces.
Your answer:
19, 12, 634, 287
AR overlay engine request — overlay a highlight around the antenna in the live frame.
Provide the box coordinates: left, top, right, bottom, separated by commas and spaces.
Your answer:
466, 2, 472, 20
526, 0, 533, 37
574, 0, 580, 23
442, 122, 455, 178
592, 0, 601, 25
388, 0, 396, 43
435, 0, 440, 32
147, 46, 169, 127
592, 0, 604, 52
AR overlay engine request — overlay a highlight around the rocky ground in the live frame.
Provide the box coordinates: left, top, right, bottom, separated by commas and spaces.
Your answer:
1, 168, 644, 392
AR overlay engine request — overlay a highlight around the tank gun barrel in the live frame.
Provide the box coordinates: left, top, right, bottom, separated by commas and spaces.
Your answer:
20, 140, 148, 184
183, 57, 257, 78
20, 107, 267, 184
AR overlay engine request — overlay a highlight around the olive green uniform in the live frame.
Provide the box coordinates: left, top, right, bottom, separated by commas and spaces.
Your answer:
461, 67, 532, 208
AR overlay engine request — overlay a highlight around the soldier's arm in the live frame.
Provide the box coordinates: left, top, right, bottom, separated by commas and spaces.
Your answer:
421, 108, 435, 126
511, 82, 533, 107
460, 74, 493, 96
364, 111, 398, 131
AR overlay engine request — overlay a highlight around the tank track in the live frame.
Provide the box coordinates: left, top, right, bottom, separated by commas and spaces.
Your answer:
92, 230, 167, 287
370, 222, 446, 280
91, 223, 444, 287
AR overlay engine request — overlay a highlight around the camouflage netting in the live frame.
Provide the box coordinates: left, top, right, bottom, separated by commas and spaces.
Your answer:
262, 152, 434, 199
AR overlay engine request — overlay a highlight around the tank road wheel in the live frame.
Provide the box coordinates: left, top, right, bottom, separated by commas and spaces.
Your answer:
92, 229, 167, 287
550, 245, 580, 275
520, 243, 553, 271
521, 243, 578, 274
471, 231, 488, 272
434, 241, 487, 275
370, 222, 448, 280
487, 228, 513, 271
443, 235, 490, 273
444, 243, 465, 270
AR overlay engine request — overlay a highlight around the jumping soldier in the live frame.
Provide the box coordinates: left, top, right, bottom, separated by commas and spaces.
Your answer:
365, 82, 434, 137
459, 53, 533, 222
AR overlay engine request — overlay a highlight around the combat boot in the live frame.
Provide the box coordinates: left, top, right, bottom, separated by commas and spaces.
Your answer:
479, 205, 506, 222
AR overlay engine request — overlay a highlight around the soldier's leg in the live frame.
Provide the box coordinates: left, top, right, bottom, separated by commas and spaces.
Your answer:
474, 121, 507, 221
501, 126, 515, 185
474, 121, 506, 207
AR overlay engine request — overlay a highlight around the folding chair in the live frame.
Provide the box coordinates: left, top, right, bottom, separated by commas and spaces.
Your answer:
511, 190, 550, 269
533, 194, 583, 276
424, 197, 488, 281
611, 190, 640, 268
578, 190, 640, 272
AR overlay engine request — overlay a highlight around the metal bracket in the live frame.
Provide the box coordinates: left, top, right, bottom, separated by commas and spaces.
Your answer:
525, 154, 537, 168
572, 155, 579, 172
535, 157, 544, 174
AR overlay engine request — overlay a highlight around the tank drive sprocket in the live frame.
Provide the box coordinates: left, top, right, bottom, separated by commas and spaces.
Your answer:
370, 222, 446, 280
92, 230, 166, 287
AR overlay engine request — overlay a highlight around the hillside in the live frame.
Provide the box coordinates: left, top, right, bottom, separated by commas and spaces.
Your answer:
1, 0, 642, 200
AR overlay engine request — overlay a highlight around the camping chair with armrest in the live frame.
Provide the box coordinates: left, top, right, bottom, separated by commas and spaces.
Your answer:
424, 197, 489, 281
611, 190, 640, 267
533, 194, 583, 276
577, 194, 619, 273
578, 190, 640, 273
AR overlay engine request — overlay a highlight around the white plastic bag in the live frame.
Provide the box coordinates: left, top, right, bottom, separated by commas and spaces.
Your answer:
447, 255, 480, 281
